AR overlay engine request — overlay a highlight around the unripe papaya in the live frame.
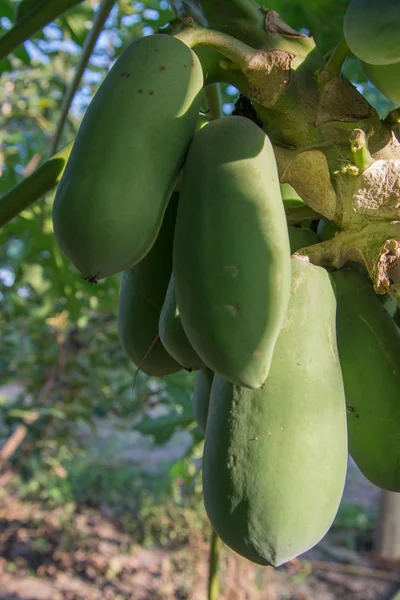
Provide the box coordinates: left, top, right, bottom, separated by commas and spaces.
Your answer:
362, 60, 400, 107
53, 34, 203, 280
344, 0, 400, 65
202, 258, 347, 566
288, 225, 318, 254
174, 116, 291, 389
331, 267, 400, 492
159, 273, 203, 372
280, 183, 304, 208
118, 194, 183, 377
192, 367, 214, 434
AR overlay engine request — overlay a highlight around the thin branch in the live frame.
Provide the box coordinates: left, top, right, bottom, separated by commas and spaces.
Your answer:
204, 84, 223, 120
50, 0, 116, 154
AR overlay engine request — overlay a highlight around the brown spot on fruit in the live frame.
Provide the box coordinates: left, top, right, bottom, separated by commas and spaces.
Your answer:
137, 89, 144, 94
148, 91, 154, 96
159, 65, 166, 71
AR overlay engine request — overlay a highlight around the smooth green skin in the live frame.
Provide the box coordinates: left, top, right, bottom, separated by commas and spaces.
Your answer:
202, 258, 347, 567
331, 268, 400, 492
344, 0, 400, 65
280, 183, 304, 208
192, 367, 214, 435
173, 116, 291, 389
118, 194, 183, 378
159, 273, 203, 372
53, 34, 203, 280
288, 226, 318, 254
362, 60, 400, 107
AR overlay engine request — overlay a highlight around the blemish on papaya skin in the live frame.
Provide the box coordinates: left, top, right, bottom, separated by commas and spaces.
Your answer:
223, 265, 239, 277
137, 89, 144, 94
225, 305, 239, 315
159, 65, 166, 71
148, 91, 154, 96
120, 71, 131, 78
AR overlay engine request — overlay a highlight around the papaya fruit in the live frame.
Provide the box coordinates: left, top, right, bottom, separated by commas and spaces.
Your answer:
118, 194, 183, 377
173, 116, 291, 389
192, 367, 214, 434
288, 225, 318, 254
202, 257, 347, 566
362, 60, 400, 107
344, 0, 400, 65
331, 267, 400, 492
52, 34, 203, 280
280, 183, 304, 208
159, 273, 203, 372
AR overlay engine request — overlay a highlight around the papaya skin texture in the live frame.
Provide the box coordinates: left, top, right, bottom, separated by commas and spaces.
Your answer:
331, 267, 400, 492
202, 258, 347, 567
344, 0, 400, 65
192, 367, 213, 435
173, 116, 291, 389
52, 34, 203, 280
159, 273, 203, 372
362, 60, 400, 107
117, 194, 183, 378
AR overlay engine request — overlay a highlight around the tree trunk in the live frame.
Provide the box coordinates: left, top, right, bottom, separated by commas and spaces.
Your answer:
376, 490, 400, 559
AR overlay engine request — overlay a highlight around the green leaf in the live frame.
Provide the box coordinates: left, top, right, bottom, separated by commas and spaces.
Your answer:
0, 0, 15, 23
135, 411, 195, 444
15, 0, 49, 24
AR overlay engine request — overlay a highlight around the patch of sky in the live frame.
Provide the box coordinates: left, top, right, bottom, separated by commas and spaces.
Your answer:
135, 2, 145, 11
17, 286, 30, 299
226, 85, 238, 96
0, 17, 12, 30
122, 14, 142, 26
160, 0, 169, 8
0, 267, 15, 287
223, 103, 234, 115
144, 9, 160, 21
25, 40, 50, 64
143, 26, 155, 36
300, 27, 310, 35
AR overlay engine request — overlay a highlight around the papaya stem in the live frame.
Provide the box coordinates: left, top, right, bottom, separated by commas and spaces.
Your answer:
50, 0, 116, 154
349, 128, 375, 172
208, 529, 222, 600
0, 0, 83, 62
0, 141, 73, 228
175, 25, 255, 69
203, 84, 223, 120
322, 37, 350, 79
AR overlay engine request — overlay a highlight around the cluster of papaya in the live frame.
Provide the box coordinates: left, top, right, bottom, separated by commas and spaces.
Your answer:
52, 31, 400, 568
344, 0, 400, 105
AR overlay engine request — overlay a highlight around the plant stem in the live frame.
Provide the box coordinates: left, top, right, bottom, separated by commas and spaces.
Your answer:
0, 141, 73, 228
0, 0, 83, 62
208, 529, 222, 600
349, 128, 374, 172
50, 0, 116, 154
323, 37, 350, 78
204, 84, 223, 120
175, 25, 255, 69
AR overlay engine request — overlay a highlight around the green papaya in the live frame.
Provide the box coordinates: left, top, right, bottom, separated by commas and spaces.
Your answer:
118, 194, 183, 377
173, 116, 291, 389
280, 183, 304, 208
344, 0, 400, 65
192, 367, 214, 434
53, 34, 203, 280
159, 273, 203, 371
331, 267, 400, 492
288, 225, 318, 254
362, 60, 400, 107
202, 258, 347, 566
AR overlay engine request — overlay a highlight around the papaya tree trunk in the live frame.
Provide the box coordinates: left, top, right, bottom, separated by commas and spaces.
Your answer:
376, 490, 400, 559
